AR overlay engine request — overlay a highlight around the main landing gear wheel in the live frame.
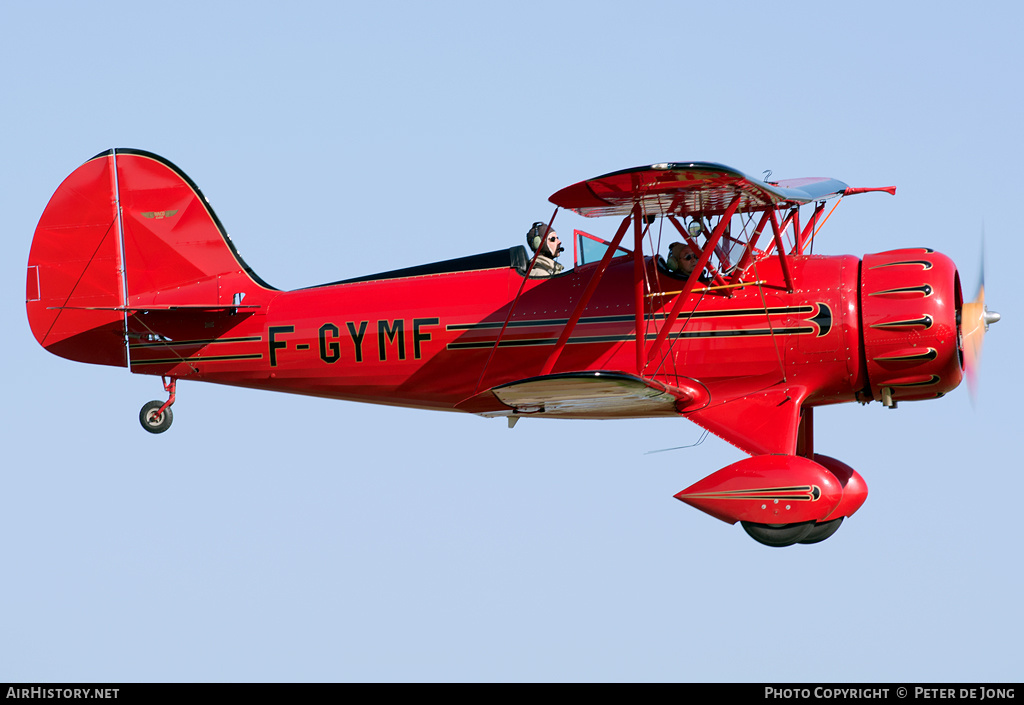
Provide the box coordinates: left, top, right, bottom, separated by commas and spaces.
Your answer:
798, 518, 844, 545
741, 520, 816, 547
139, 400, 173, 434
741, 518, 845, 547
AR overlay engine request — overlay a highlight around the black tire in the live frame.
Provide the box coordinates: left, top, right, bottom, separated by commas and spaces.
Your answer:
139, 400, 173, 434
798, 518, 844, 545
740, 520, 816, 547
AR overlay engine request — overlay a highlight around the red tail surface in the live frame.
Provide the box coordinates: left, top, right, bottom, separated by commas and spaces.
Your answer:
26, 149, 273, 367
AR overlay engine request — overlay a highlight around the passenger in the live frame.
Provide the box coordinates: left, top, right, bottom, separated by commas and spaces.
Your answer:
666, 242, 695, 274
666, 242, 709, 282
526, 222, 564, 278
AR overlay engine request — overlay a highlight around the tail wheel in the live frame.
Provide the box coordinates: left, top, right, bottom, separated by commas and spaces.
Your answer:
140, 400, 173, 434
741, 520, 815, 547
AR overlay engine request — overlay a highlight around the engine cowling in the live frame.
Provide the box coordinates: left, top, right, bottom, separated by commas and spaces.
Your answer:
859, 248, 963, 405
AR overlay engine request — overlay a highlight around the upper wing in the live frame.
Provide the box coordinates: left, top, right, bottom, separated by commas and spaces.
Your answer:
549, 162, 850, 219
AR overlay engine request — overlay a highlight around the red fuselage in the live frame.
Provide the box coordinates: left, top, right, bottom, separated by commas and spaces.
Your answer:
124, 248, 961, 422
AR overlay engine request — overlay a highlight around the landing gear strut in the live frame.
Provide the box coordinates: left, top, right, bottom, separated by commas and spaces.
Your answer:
139, 377, 176, 434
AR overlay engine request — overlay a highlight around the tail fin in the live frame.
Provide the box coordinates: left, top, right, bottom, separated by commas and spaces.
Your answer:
26, 149, 274, 367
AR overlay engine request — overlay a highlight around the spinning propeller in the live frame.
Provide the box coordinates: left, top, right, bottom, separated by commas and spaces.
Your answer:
961, 241, 1000, 402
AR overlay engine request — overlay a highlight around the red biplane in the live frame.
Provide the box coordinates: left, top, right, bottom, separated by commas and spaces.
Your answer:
26, 149, 1000, 546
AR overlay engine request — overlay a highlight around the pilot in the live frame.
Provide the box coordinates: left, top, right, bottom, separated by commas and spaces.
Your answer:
526, 222, 564, 278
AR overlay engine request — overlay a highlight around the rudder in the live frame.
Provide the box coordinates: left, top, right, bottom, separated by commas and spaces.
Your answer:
27, 151, 126, 366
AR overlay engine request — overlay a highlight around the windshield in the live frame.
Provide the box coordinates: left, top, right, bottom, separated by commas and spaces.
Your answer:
574, 229, 631, 267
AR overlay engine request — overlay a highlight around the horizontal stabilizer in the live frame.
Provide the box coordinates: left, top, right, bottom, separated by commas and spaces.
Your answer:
47, 304, 260, 312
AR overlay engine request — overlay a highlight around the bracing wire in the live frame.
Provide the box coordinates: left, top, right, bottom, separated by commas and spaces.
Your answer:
644, 428, 710, 454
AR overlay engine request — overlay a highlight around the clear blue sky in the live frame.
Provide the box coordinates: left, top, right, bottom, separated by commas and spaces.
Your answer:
2, 0, 1020, 682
